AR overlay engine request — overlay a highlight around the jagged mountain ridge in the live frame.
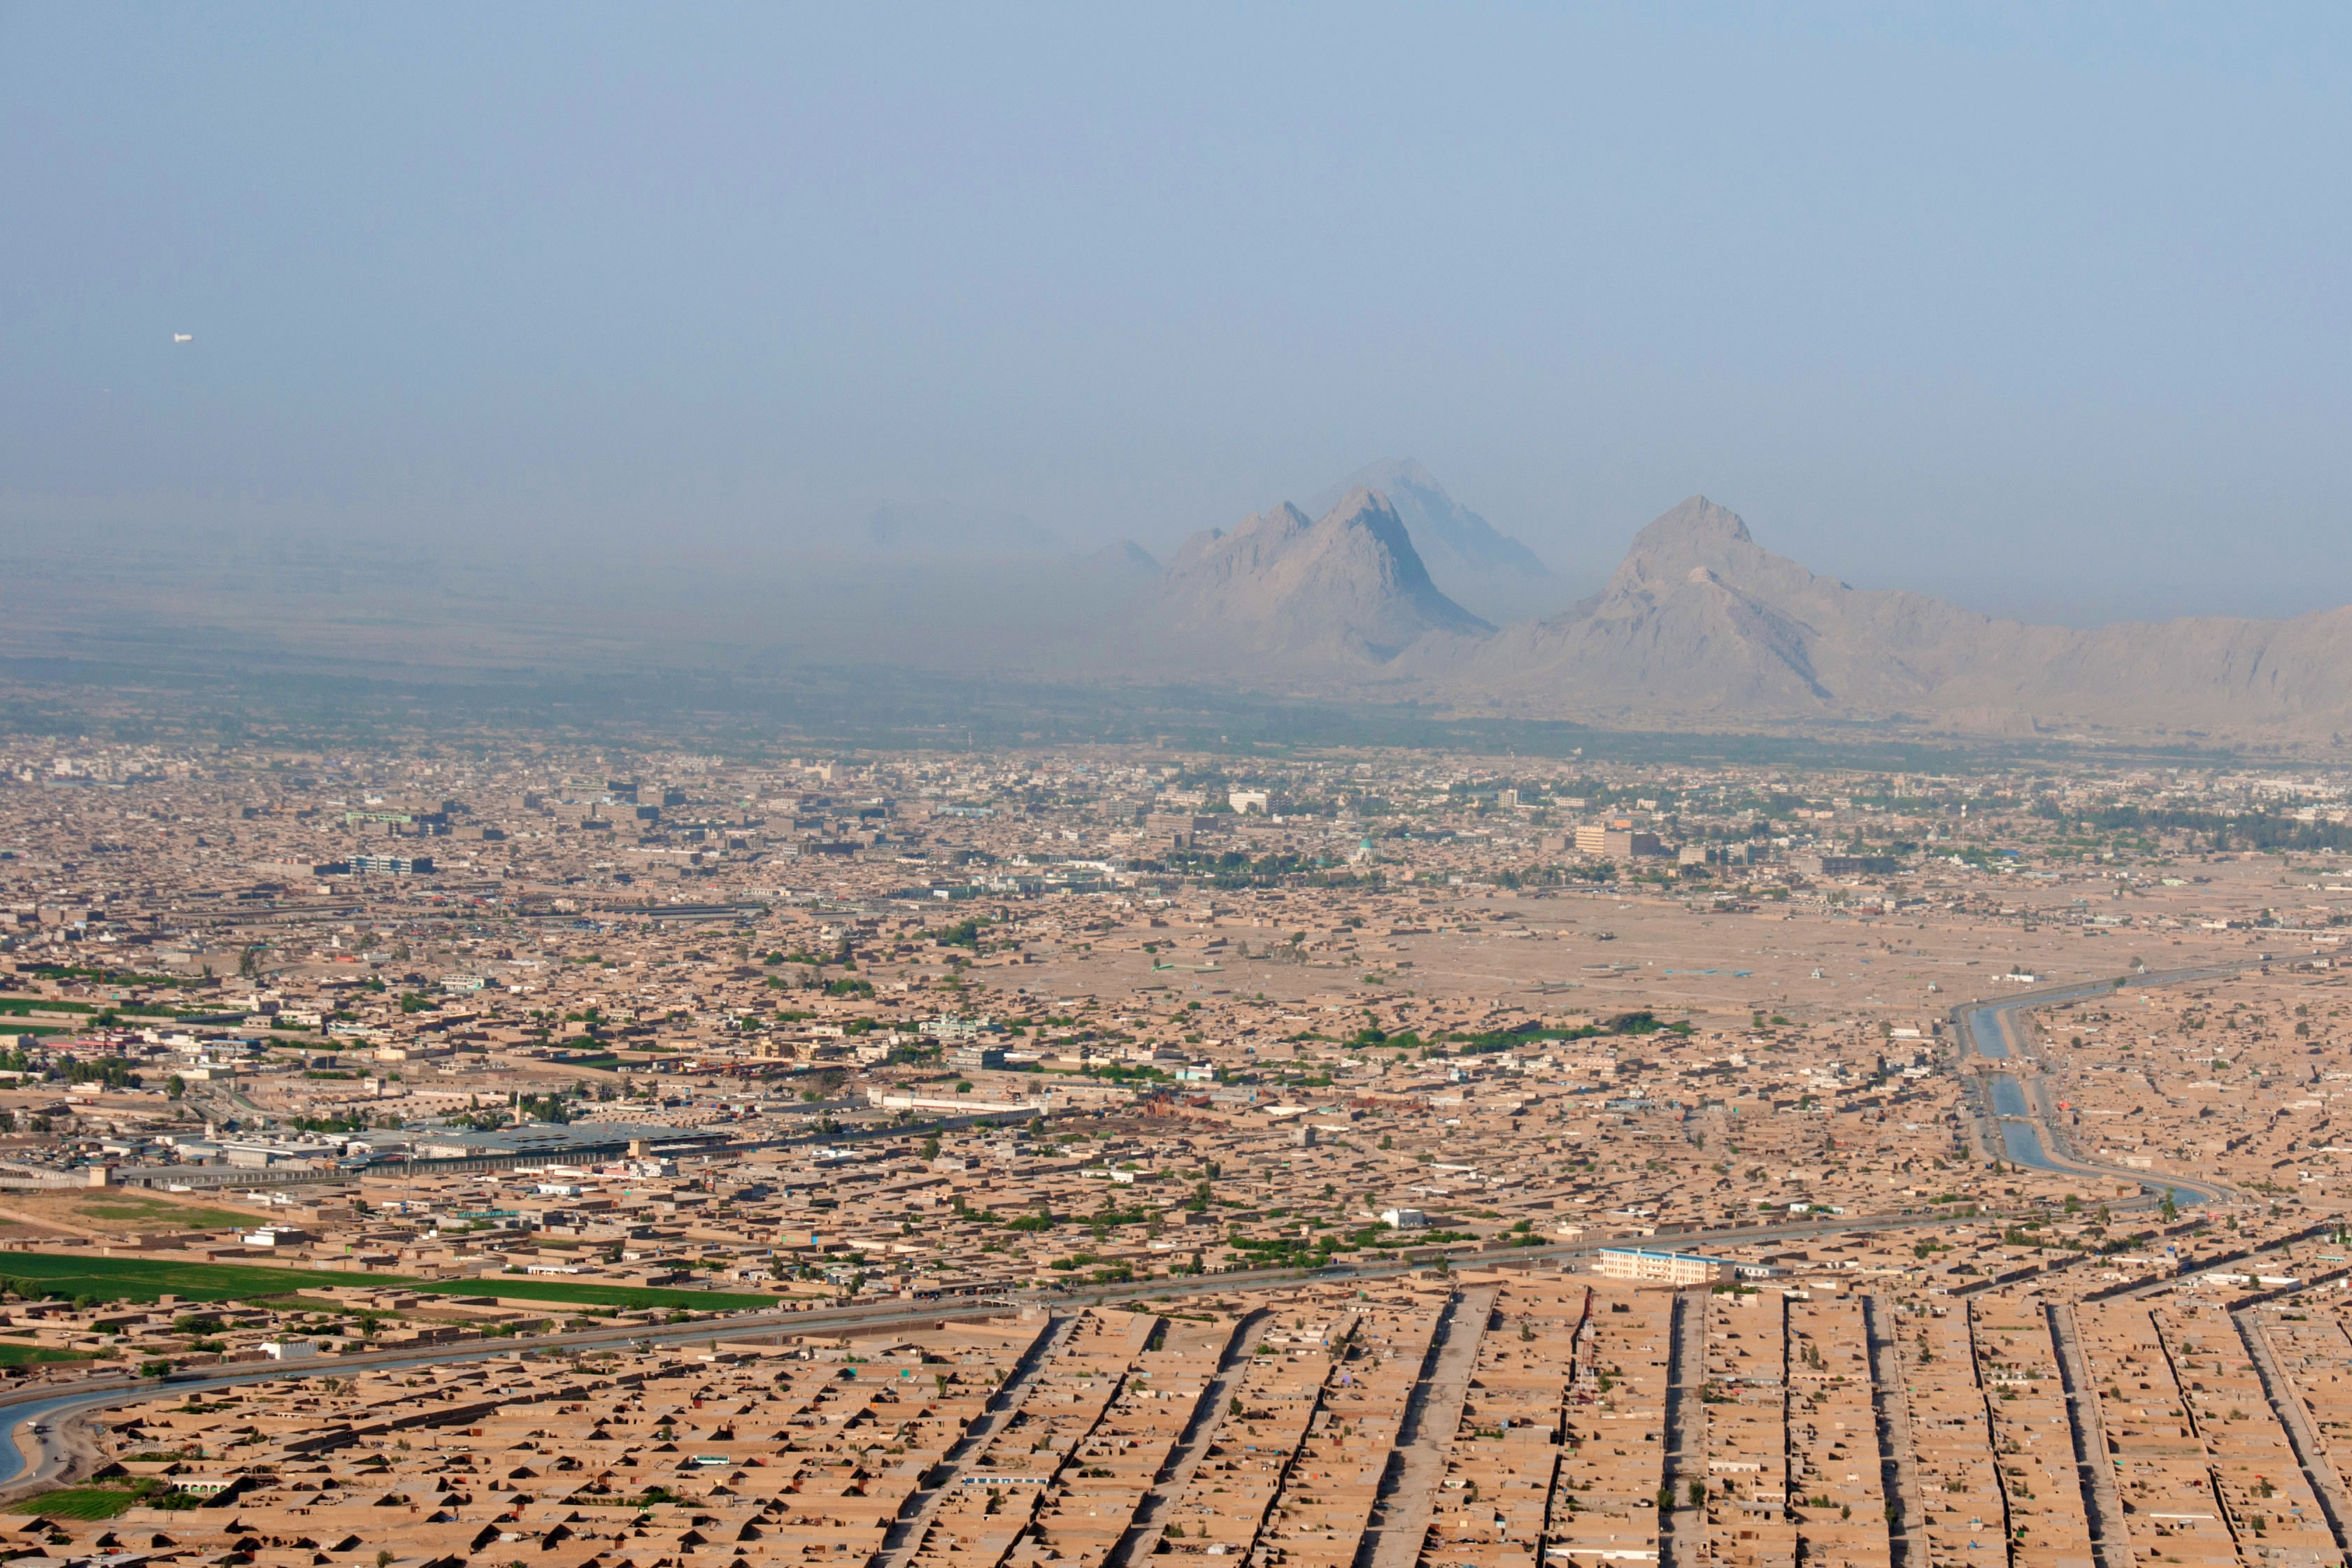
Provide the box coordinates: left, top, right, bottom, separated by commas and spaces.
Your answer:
1303, 459, 1551, 578
1458, 495, 2352, 734
1108, 485, 2352, 738
1148, 488, 1492, 668
1304, 459, 1557, 624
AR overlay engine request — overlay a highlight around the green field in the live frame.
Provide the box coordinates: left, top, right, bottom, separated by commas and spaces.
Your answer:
0, 1252, 777, 1311
10, 1487, 142, 1520
0, 1344, 99, 1366
8, 1478, 197, 1519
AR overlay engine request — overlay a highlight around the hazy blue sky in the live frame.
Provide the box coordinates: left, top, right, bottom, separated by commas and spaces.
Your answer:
6, 4, 2349, 624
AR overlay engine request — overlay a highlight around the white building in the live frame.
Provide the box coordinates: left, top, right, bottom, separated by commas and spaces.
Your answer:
241, 1224, 311, 1249
1595, 1247, 1736, 1285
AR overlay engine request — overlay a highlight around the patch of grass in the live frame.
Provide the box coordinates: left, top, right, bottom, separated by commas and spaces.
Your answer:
10, 1488, 138, 1518
0, 1252, 776, 1311
0, 1344, 100, 1366
74, 1200, 248, 1230
462, 1276, 772, 1311
10, 1476, 199, 1518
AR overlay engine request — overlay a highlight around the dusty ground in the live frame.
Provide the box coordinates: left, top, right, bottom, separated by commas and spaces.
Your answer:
991, 856, 2297, 1026
0, 1190, 249, 1241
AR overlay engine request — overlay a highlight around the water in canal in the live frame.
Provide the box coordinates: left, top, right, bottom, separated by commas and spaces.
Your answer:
1964, 1003, 2010, 1059
1986, 1072, 2058, 1167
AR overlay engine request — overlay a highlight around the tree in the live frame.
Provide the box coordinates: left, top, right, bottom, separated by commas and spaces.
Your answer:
166, 1074, 186, 1100
1688, 1480, 1708, 1509
139, 1359, 172, 1379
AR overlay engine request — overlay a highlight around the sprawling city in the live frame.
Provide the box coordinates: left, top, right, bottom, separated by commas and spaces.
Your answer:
0, 738, 2349, 1568
15, 8, 2352, 1568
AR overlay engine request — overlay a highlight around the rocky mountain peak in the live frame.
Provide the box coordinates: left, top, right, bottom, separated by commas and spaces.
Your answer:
1599, 497, 1849, 616
1301, 461, 1555, 623
1617, 494, 1755, 575
1144, 488, 1491, 668
1314, 487, 1429, 575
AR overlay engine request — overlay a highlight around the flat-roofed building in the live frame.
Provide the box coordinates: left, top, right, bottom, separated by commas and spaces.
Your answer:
1574, 824, 1664, 858
1596, 1246, 1735, 1285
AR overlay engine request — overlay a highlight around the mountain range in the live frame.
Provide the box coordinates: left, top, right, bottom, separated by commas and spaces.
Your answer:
1123, 476, 2352, 740
1301, 459, 1555, 624
23, 454, 2341, 745
1143, 489, 1493, 670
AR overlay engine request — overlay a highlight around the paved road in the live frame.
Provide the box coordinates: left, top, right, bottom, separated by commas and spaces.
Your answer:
0, 1254, 1534, 1499
3, 962, 2218, 1503
0, 1294, 1049, 1494
1359, 1285, 1497, 1568
0, 1200, 2113, 1498
1100, 1311, 1269, 1568
2044, 1299, 2129, 1568
1864, 1293, 1925, 1568
2233, 1307, 2352, 1560
871, 1311, 1078, 1568
1657, 1288, 1710, 1568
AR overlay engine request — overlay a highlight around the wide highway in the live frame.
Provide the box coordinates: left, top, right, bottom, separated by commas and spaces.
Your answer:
0, 962, 2251, 1501
0, 1190, 2068, 1501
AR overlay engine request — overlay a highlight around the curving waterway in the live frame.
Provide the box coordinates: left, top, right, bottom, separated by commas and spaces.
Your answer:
1981, 1071, 2053, 1165
1957, 971, 2238, 1205
1959, 992, 2086, 1169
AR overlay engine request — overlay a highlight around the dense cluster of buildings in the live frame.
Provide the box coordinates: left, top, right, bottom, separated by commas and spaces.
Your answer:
17, 1262, 2352, 1568
1, 739, 2352, 1565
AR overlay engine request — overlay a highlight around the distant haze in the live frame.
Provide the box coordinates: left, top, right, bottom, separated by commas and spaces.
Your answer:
5, 8, 2352, 627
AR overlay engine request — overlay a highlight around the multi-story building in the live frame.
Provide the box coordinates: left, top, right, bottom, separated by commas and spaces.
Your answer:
1596, 1246, 1737, 1285
1574, 823, 1664, 858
